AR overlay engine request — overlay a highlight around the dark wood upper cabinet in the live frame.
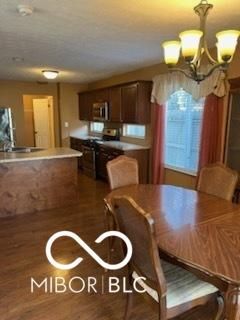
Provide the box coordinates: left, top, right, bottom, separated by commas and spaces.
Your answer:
121, 81, 152, 124
94, 88, 109, 102
78, 92, 93, 121
78, 93, 88, 121
78, 80, 152, 124
121, 84, 137, 123
109, 86, 121, 122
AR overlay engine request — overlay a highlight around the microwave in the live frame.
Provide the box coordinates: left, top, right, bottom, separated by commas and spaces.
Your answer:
93, 102, 109, 121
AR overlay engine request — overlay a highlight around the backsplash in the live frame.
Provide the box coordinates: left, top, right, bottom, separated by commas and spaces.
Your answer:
87, 121, 151, 147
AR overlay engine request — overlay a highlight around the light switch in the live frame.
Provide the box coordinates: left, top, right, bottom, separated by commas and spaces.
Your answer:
64, 122, 69, 128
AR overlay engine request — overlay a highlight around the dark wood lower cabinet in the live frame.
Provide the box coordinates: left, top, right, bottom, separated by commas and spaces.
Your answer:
71, 137, 149, 183
96, 145, 149, 183
82, 145, 96, 179
96, 147, 119, 180
70, 137, 83, 169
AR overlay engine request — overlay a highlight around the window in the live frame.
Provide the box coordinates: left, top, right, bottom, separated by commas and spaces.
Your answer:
165, 89, 205, 173
123, 124, 146, 139
90, 122, 104, 133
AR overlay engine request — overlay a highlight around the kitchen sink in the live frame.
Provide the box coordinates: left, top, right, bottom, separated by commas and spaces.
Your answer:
2, 147, 45, 153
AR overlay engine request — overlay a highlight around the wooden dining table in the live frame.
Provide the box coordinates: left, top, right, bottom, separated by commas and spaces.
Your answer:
105, 184, 240, 320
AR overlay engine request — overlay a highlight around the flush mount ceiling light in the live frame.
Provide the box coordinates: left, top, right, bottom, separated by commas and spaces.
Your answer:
42, 70, 59, 80
162, 0, 240, 83
17, 4, 34, 16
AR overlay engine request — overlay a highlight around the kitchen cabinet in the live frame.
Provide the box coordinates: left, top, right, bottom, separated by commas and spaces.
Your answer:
78, 93, 89, 121
97, 146, 122, 179
79, 89, 108, 121
94, 88, 109, 102
70, 137, 83, 168
109, 86, 121, 122
121, 84, 137, 123
96, 145, 149, 183
82, 145, 96, 179
78, 80, 152, 124
121, 81, 152, 124
78, 92, 93, 121
71, 137, 97, 178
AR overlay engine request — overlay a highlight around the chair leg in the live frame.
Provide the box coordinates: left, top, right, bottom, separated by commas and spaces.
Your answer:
104, 208, 111, 270
214, 295, 225, 320
124, 292, 133, 320
109, 218, 117, 250
158, 297, 167, 320
104, 206, 117, 270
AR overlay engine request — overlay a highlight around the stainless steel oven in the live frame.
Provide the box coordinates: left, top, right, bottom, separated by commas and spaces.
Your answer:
93, 102, 109, 121
81, 129, 120, 180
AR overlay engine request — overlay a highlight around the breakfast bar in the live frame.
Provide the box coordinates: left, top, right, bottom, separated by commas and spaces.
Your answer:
0, 148, 82, 217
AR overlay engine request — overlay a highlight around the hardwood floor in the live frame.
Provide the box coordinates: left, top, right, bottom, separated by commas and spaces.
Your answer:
0, 173, 218, 320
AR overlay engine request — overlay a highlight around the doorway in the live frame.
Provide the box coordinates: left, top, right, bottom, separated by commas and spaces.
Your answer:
23, 95, 55, 148
33, 98, 55, 148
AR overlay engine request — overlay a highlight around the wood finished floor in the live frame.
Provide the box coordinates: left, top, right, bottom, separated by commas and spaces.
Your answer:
0, 173, 218, 320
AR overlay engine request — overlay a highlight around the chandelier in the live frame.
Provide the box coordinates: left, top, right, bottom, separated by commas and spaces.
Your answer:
162, 0, 240, 83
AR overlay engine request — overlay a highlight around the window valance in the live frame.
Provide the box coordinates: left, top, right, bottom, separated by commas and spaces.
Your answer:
151, 66, 226, 105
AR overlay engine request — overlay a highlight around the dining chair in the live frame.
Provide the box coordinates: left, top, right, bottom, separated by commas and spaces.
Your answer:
106, 155, 139, 190
113, 195, 224, 320
105, 156, 139, 265
197, 163, 238, 201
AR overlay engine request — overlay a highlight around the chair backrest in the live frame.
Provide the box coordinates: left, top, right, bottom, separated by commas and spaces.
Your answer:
197, 163, 238, 201
107, 155, 139, 190
113, 195, 166, 296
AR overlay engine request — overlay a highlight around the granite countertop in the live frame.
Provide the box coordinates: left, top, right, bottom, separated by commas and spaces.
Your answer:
96, 141, 150, 151
70, 135, 150, 151
0, 148, 82, 164
70, 135, 101, 140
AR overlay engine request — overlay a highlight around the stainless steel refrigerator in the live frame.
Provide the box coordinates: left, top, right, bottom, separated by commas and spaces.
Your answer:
0, 108, 14, 144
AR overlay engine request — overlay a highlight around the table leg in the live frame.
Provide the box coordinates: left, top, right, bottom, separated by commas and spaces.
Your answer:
225, 286, 240, 320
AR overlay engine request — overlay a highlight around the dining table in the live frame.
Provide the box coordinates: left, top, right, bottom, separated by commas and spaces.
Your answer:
104, 184, 240, 320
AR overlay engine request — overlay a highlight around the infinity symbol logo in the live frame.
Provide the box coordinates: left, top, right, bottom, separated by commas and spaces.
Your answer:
46, 231, 133, 270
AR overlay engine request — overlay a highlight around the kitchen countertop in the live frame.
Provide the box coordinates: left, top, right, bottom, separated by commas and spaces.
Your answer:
70, 135, 101, 140
0, 147, 82, 164
70, 135, 150, 151
96, 141, 150, 151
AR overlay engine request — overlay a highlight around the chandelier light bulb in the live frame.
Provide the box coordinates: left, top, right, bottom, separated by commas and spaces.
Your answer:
216, 30, 240, 62
162, 41, 181, 66
179, 30, 203, 62
216, 43, 223, 63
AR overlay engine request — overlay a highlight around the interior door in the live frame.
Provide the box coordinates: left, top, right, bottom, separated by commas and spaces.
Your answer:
33, 99, 51, 148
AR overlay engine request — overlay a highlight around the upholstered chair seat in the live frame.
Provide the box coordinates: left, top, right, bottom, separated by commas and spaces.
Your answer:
133, 260, 218, 309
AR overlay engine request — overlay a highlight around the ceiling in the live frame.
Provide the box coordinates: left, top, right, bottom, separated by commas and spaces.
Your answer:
0, 0, 239, 83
